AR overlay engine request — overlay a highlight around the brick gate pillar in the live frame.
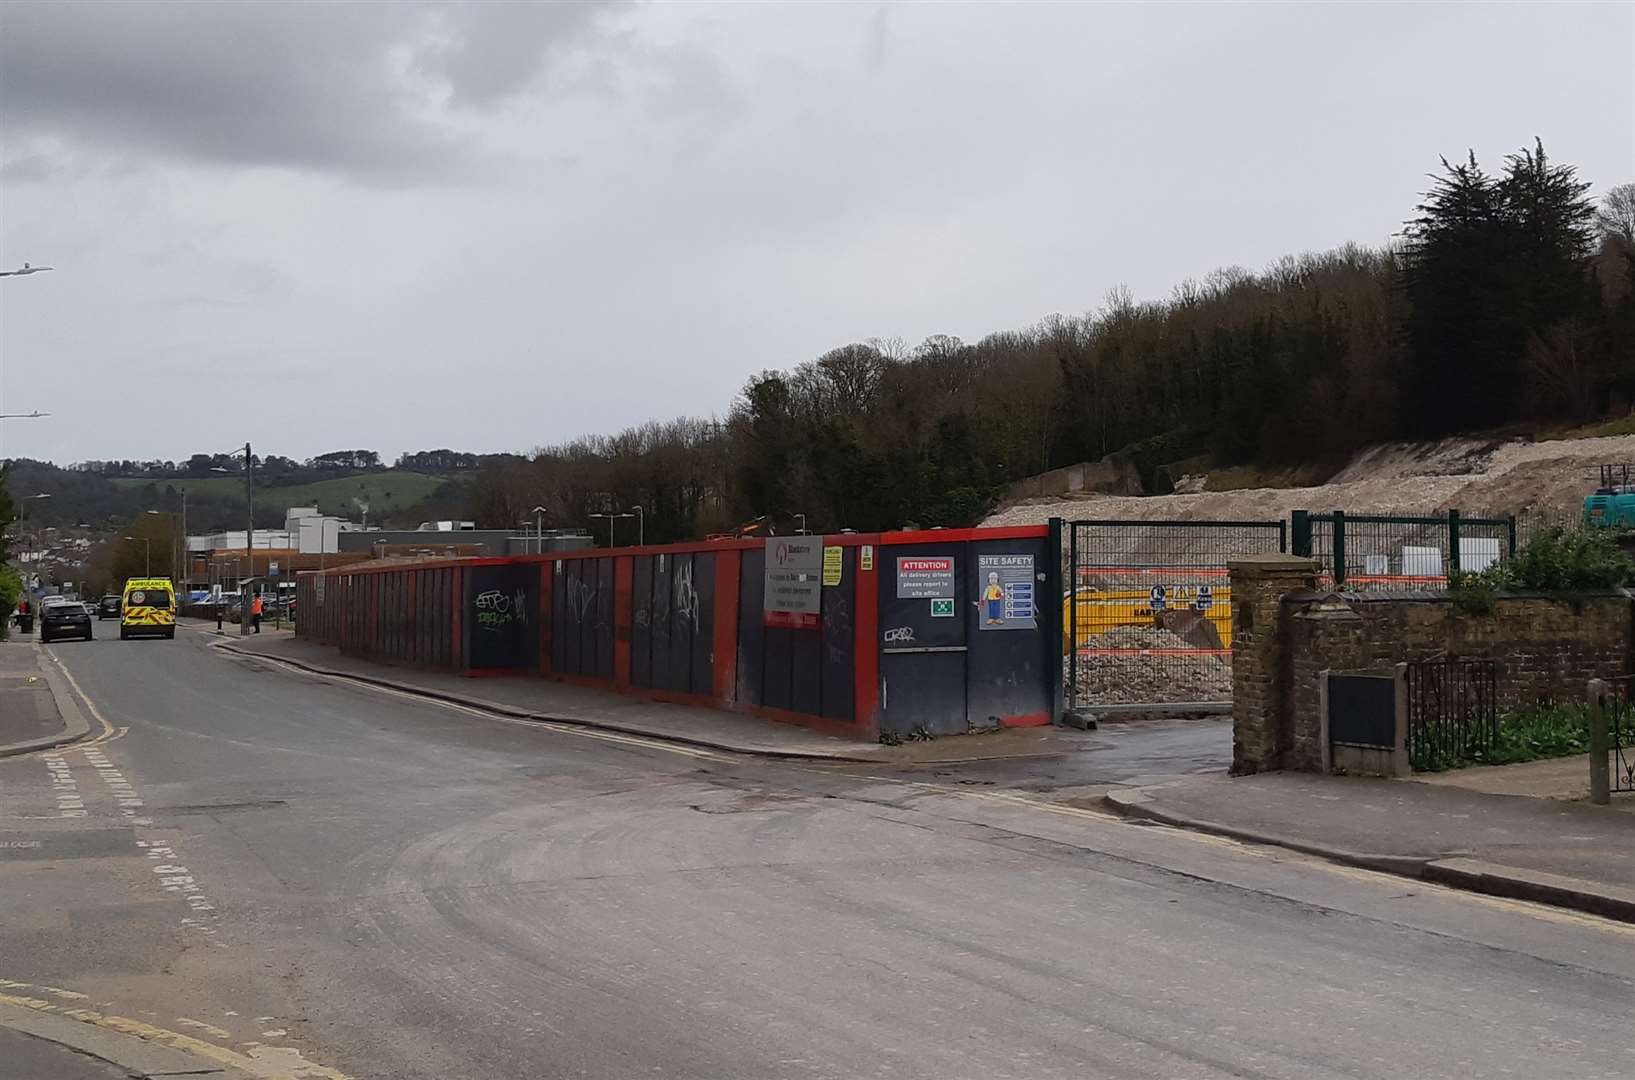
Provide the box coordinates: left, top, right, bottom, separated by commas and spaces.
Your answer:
1228, 555, 1320, 775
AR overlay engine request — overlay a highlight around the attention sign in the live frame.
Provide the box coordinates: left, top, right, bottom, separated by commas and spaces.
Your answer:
896, 556, 955, 599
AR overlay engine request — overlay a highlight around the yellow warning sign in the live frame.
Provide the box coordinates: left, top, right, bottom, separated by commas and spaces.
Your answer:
822, 545, 844, 587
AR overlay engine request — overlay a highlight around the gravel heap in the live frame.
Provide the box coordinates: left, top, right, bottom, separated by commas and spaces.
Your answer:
988, 433, 1624, 529
1069, 624, 1233, 706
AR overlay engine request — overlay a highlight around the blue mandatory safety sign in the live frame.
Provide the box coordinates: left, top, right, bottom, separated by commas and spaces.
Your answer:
1149, 584, 1167, 612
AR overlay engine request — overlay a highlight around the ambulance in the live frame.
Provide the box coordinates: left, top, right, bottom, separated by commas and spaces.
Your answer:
120, 578, 177, 640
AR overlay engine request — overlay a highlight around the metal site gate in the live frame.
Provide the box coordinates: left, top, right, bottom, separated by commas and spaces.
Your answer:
1066, 519, 1285, 710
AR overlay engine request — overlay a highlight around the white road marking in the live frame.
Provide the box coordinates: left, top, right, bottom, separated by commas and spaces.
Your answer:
42, 753, 86, 817
82, 746, 144, 818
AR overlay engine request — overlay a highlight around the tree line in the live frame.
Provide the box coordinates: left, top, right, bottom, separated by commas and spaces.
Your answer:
67, 447, 500, 484
471, 143, 1634, 544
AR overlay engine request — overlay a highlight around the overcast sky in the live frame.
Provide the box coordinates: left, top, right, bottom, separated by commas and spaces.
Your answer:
2, 1, 1631, 465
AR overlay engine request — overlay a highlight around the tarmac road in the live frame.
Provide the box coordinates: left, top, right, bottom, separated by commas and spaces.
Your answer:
2, 628, 1632, 1079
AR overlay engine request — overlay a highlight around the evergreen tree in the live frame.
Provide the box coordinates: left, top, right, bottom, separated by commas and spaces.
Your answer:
1400, 153, 1513, 433
0, 464, 14, 566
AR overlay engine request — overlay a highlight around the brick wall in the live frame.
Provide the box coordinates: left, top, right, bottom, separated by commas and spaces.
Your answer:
1279, 591, 1632, 772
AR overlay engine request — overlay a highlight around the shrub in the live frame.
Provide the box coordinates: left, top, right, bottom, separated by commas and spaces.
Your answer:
1504, 527, 1635, 591
0, 566, 19, 641
1450, 527, 1634, 614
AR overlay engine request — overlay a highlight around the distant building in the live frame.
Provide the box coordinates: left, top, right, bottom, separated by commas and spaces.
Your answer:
338, 526, 592, 558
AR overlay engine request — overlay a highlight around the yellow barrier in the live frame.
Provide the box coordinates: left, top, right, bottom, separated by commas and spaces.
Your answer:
1063, 586, 1232, 652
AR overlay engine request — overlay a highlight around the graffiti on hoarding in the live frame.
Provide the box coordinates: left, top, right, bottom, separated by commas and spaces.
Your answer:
475, 589, 528, 633
674, 560, 699, 631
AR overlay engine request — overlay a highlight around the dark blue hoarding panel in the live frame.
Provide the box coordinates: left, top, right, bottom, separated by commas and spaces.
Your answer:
466, 564, 538, 671
691, 553, 716, 697
595, 557, 615, 681
669, 552, 696, 693
965, 536, 1051, 725
878, 542, 968, 736
631, 555, 653, 689
819, 546, 855, 722
651, 552, 674, 691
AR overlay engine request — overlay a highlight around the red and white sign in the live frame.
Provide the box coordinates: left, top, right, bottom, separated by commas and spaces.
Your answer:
896, 555, 956, 599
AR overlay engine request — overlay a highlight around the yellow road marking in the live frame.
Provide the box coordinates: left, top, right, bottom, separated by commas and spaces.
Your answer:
0, 984, 354, 1080
42, 648, 117, 745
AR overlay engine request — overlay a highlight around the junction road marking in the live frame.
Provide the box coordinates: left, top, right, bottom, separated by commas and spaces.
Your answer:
41, 753, 85, 818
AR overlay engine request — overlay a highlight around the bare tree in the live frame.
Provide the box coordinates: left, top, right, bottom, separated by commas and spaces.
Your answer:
1597, 182, 1635, 249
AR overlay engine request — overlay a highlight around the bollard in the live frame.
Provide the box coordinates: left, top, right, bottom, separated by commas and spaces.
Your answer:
1588, 679, 1610, 806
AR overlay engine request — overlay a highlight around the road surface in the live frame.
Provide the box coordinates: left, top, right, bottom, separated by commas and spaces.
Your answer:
2, 629, 1632, 1079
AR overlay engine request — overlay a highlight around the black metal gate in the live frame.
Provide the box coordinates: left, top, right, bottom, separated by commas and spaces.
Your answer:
1608, 677, 1635, 794
1405, 658, 1498, 771
1066, 519, 1284, 710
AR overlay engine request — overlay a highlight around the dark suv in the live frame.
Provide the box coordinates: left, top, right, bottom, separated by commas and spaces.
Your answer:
98, 595, 122, 620
40, 598, 94, 643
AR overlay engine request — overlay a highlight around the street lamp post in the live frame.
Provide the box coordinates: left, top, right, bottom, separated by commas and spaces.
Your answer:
631, 504, 644, 547
532, 506, 548, 555
123, 536, 152, 577
587, 510, 635, 549
18, 494, 51, 593
793, 513, 808, 535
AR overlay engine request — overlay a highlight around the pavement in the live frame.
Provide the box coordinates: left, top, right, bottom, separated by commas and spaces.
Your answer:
0, 640, 91, 758
1414, 751, 1635, 806
0, 1000, 266, 1080
1106, 771, 1635, 922
4, 629, 1635, 1078
201, 624, 1097, 766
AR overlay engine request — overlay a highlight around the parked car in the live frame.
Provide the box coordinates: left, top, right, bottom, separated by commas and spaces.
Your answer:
40, 597, 94, 643
98, 595, 122, 620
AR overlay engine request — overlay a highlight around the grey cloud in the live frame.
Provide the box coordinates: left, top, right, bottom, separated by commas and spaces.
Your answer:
0, 1, 620, 181
0, 153, 59, 183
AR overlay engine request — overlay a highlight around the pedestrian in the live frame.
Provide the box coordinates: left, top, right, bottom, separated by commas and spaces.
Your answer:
250, 592, 264, 634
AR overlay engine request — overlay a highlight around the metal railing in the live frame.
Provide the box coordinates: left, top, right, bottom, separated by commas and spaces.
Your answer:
1405, 658, 1498, 771
1597, 676, 1635, 796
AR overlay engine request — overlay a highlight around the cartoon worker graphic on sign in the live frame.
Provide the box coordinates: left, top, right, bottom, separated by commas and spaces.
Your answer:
983, 571, 1006, 625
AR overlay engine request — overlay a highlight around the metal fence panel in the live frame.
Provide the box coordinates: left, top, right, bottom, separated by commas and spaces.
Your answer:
1066, 519, 1284, 708
1298, 511, 1515, 592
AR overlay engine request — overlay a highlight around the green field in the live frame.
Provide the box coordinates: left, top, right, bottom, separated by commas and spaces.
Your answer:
109, 470, 452, 519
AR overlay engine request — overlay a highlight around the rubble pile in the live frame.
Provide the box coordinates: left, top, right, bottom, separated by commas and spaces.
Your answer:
1069, 625, 1233, 705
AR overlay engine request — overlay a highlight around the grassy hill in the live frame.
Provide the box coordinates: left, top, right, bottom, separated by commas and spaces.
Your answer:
109, 470, 451, 522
